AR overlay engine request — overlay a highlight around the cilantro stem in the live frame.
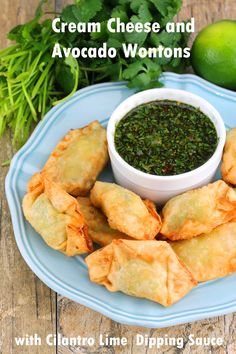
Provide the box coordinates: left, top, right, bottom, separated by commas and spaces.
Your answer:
1, 51, 29, 61
31, 60, 53, 98
22, 83, 37, 120
7, 80, 14, 106
1, 159, 11, 167
0, 45, 18, 57
0, 116, 7, 137
42, 74, 48, 117
44, 11, 61, 15
80, 66, 107, 72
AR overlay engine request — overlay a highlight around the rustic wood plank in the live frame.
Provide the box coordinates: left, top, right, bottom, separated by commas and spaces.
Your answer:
0, 0, 55, 48
177, 0, 236, 33
0, 1, 57, 353
0, 131, 57, 354
57, 297, 236, 354
56, 1, 236, 354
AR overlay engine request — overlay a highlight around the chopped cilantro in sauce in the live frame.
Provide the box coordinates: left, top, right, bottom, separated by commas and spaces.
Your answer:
114, 100, 218, 176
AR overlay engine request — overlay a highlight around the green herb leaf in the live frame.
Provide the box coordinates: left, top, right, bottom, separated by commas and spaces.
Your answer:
150, 0, 182, 25
123, 58, 162, 89
53, 54, 79, 105
61, 5, 81, 23
56, 61, 76, 94
124, 16, 148, 44
62, 0, 102, 23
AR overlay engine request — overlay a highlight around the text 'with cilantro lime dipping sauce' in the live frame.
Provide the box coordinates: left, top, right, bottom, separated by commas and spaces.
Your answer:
114, 100, 218, 176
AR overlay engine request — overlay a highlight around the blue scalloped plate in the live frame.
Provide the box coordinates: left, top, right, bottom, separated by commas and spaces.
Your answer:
5, 73, 236, 328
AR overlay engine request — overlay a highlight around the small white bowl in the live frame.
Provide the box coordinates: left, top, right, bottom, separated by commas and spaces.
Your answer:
107, 88, 226, 205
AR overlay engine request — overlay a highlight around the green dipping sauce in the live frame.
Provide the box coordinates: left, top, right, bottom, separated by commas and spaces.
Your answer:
114, 100, 218, 176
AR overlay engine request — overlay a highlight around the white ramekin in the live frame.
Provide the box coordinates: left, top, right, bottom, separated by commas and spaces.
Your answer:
107, 88, 226, 205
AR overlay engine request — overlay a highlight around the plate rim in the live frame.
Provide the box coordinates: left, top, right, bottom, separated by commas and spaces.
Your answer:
5, 73, 236, 328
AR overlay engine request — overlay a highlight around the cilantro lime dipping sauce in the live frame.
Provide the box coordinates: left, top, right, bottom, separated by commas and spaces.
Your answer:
114, 100, 218, 176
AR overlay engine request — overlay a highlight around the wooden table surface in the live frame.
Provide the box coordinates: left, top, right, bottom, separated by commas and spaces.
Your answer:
1, 1, 236, 353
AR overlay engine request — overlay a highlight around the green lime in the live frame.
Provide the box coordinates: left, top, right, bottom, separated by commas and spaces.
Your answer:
191, 20, 236, 90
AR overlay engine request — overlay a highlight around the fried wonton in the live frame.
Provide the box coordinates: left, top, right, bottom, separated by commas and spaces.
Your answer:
85, 239, 197, 306
90, 182, 162, 240
221, 128, 236, 185
161, 180, 236, 240
77, 197, 131, 246
170, 219, 236, 282
22, 173, 93, 256
41, 120, 108, 196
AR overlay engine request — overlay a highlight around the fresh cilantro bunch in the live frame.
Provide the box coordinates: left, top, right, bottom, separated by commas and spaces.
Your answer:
61, 0, 189, 89
0, 1, 78, 148
0, 0, 188, 150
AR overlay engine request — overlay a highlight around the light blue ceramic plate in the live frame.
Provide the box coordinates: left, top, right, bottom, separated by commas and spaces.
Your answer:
5, 73, 236, 328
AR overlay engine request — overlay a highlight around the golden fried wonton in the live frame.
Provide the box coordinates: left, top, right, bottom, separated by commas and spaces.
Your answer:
22, 173, 93, 256
42, 120, 108, 196
85, 239, 197, 306
77, 197, 131, 246
161, 180, 236, 240
170, 219, 236, 282
221, 128, 236, 185
90, 182, 162, 240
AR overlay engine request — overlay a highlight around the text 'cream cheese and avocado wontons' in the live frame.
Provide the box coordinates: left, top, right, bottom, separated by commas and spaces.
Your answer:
161, 180, 236, 241
42, 121, 108, 196
90, 181, 162, 240
23, 173, 93, 256
86, 239, 197, 307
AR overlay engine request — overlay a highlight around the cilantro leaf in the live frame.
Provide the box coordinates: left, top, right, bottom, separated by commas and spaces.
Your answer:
111, 6, 129, 22
130, 0, 153, 22
124, 16, 148, 45
61, 5, 81, 23
150, 0, 182, 25
138, 3, 153, 22
123, 58, 162, 89
130, 0, 144, 13
90, 21, 108, 41
56, 60, 76, 94
77, 0, 103, 22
